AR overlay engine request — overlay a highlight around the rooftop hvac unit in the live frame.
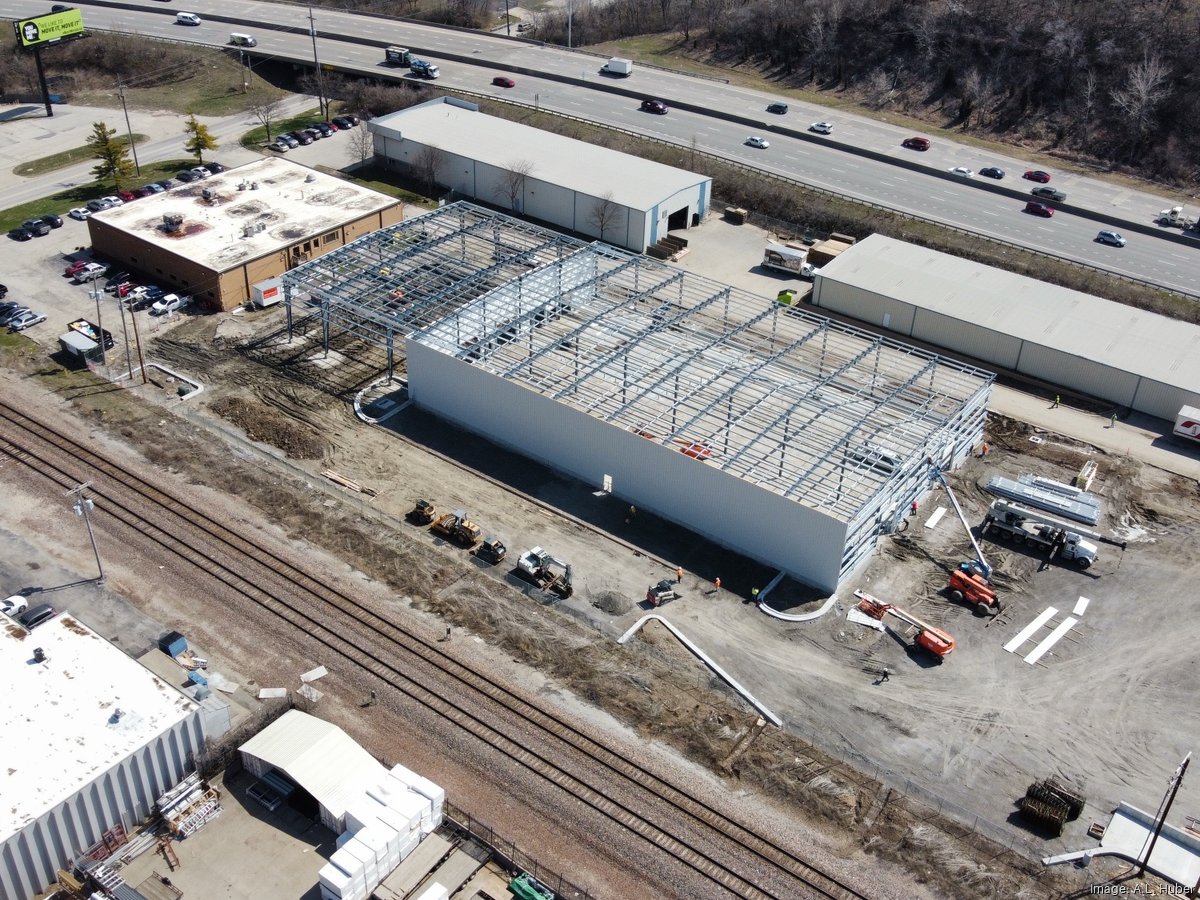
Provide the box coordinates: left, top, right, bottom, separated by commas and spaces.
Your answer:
163, 213, 184, 232
250, 181, 259, 190
237, 181, 248, 191
305, 173, 316, 183
201, 188, 213, 200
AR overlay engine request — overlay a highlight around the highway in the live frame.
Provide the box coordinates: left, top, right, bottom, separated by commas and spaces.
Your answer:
4, 0, 1199, 296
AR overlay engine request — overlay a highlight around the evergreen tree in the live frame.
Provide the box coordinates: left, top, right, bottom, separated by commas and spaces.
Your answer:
87, 121, 134, 187
183, 113, 219, 163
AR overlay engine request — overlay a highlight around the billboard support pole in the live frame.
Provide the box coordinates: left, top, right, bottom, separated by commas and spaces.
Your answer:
33, 47, 53, 117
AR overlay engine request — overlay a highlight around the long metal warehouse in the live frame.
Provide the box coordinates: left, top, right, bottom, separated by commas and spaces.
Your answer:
811, 234, 1200, 421
284, 205, 992, 591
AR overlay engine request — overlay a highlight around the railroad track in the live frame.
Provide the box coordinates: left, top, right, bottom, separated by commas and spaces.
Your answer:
0, 400, 869, 900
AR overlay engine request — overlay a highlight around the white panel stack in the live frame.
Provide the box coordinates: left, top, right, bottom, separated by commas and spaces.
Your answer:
358, 823, 398, 877
413, 883, 450, 900
344, 796, 390, 835
319, 854, 365, 900
390, 764, 445, 832
341, 837, 379, 890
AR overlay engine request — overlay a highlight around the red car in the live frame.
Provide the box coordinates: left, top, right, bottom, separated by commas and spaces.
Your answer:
1023, 170, 1051, 183
65, 259, 91, 277
640, 99, 669, 114
1024, 201, 1054, 217
492, 76, 515, 88
902, 137, 930, 151
117, 189, 137, 202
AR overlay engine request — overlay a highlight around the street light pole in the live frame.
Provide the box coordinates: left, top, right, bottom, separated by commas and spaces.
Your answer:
308, 7, 328, 120
1138, 753, 1191, 877
90, 274, 107, 366
116, 80, 141, 176
66, 483, 105, 584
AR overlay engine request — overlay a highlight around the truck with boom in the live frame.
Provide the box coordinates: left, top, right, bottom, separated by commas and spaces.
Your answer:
981, 499, 1099, 568
409, 58, 440, 79
517, 547, 573, 598
855, 590, 954, 661
926, 457, 1002, 614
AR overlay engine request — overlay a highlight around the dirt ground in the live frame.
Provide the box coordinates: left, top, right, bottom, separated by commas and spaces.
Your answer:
4, 217, 1198, 897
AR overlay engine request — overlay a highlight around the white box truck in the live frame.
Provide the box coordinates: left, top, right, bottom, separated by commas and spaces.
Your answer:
1173, 405, 1200, 442
603, 57, 633, 76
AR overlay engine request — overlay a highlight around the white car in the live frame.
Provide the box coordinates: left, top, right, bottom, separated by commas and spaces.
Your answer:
151, 293, 192, 316
949, 166, 975, 178
745, 136, 770, 149
189, 167, 212, 180
101, 195, 124, 207
68, 207, 91, 221
268, 140, 290, 153
0, 595, 28, 617
809, 122, 834, 134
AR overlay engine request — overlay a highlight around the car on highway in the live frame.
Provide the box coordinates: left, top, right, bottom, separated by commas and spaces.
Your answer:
1024, 170, 1051, 182
18, 603, 56, 630
22, 218, 51, 237
1031, 186, 1067, 202
767, 102, 789, 114
809, 122, 833, 134
8, 227, 32, 241
1096, 230, 1127, 247
979, 166, 1005, 179
68, 207, 91, 220
902, 137, 930, 151
492, 76, 516, 88
640, 99, 668, 115
8, 310, 47, 331
175, 12, 201, 25
949, 167, 974, 178
86, 198, 113, 212
41, 213, 63, 229
745, 136, 770, 149
151, 293, 192, 316
0, 595, 27, 617
1024, 201, 1054, 217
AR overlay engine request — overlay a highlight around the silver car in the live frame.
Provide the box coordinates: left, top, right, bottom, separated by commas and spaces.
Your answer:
1096, 230, 1126, 247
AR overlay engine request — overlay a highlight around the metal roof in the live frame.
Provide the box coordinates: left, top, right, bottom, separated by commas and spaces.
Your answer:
819, 234, 1200, 392
239, 710, 387, 821
368, 99, 710, 212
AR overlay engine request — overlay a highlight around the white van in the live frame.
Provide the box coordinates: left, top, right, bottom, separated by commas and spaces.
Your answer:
229, 32, 257, 47
175, 12, 201, 25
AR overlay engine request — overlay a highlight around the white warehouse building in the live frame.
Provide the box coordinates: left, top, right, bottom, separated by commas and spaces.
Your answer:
368, 98, 712, 253
811, 234, 1200, 422
0, 613, 207, 899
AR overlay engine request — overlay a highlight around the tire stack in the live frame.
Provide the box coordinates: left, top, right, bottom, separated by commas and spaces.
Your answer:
1019, 778, 1085, 836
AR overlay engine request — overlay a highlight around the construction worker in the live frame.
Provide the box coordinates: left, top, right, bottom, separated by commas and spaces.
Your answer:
714, 576, 721, 591
880, 667, 890, 683
910, 500, 919, 515
1109, 413, 1118, 428
751, 587, 760, 603
625, 505, 637, 524
1053, 395, 1061, 408
978, 442, 990, 458
675, 566, 683, 584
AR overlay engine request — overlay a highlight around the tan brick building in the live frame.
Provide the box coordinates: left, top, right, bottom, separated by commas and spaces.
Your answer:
87, 157, 404, 312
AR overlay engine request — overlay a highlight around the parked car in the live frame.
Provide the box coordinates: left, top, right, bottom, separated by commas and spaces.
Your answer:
206, 162, 228, 174
101, 195, 124, 207
1031, 186, 1067, 202
86, 197, 114, 212
902, 137, 930, 150
143, 182, 166, 194
640, 99, 668, 114
0, 305, 30, 326
65, 260, 92, 277
492, 76, 516, 88
0, 595, 28, 617
176, 171, 198, 183
311, 123, 335, 137
1023, 170, 1051, 182
125, 286, 165, 311
333, 115, 359, 129
289, 130, 314, 145
9, 310, 47, 331
41, 213, 63, 229
18, 603, 56, 630
72, 262, 109, 283
979, 166, 1006, 179
301, 128, 323, 142
105, 271, 131, 290
156, 179, 177, 190
8, 227, 32, 241
117, 189, 137, 203
0, 284, 6, 299
1024, 201, 1054, 217
809, 121, 833, 134
278, 134, 300, 148
949, 166, 974, 178
151, 293, 192, 316
22, 218, 51, 237
268, 140, 291, 153
767, 102, 789, 114
132, 187, 154, 199
1096, 230, 1127, 247
189, 167, 212, 179
745, 136, 770, 149
69, 207, 91, 220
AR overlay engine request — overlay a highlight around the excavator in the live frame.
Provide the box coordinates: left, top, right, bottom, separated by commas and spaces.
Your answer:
926, 457, 1002, 614
855, 590, 954, 661
517, 547, 573, 598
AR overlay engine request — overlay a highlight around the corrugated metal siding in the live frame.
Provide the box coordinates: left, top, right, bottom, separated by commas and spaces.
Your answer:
1131, 377, 1200, 422
912, 310, 1023, 370
407, 341, 849, 592
0, 712, 205, 899
1017, 343, 1139, 407
813, 282, 918, 334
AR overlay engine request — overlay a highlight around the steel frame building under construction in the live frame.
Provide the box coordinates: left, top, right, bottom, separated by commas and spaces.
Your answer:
283, 204, 993, 591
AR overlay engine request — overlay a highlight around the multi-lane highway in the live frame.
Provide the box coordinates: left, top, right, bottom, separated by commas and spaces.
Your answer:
5, 0, 1199, 295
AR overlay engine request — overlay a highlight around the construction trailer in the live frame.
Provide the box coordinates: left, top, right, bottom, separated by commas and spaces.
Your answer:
283, 203, 993, 593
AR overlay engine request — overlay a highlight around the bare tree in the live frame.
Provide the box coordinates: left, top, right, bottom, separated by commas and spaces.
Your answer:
588, 192, 620, 242
1110, 56, 1172, 145
863, 69, 895, 109
248, 96, 285, 143
346, 124, 374, 169
495, 159, 533, 212
412, 144, 444, 198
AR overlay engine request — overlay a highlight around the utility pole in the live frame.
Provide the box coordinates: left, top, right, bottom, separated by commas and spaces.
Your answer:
89, 274, 107, 366
116, 80, 140, 175
567, 0, 573, 49
308, 7, 328, 120
66, 483, 105, 584
1138, 753, 1191, 877
115, 296, 134, 381
128, 303, 148, 384
504, 0, 511, 35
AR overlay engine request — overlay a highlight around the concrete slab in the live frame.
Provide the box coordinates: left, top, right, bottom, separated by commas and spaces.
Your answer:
1023, 616, 1077, 664
1003, 607, 1058, 654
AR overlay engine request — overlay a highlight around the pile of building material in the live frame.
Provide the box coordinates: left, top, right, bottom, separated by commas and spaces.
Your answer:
318, 764, 446, 900
985, 474, 1102, 526
1019, 778, 1085, 836
157, 773, 223, 837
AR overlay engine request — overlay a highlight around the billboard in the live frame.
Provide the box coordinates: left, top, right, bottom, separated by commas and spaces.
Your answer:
14, 9, 85, 49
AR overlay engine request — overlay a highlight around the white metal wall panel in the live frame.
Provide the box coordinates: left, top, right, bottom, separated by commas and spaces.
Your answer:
811, 281, 917, 335
1016, 343, 1139, 407
407, 341, 849, 591
0, 712, 205, 899
911, 310, 1023, 370
1130, 377, 1200, 422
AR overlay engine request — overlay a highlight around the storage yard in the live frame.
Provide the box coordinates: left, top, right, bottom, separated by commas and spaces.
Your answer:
2, 201, 1200, 898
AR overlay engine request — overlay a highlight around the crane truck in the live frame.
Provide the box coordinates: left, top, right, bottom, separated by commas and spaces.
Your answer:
981, 499, 1099, 568
430, 510, 482, 548
517, 547, 573, 598
855, 590, 954, 661
926, 457, 1002, 614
